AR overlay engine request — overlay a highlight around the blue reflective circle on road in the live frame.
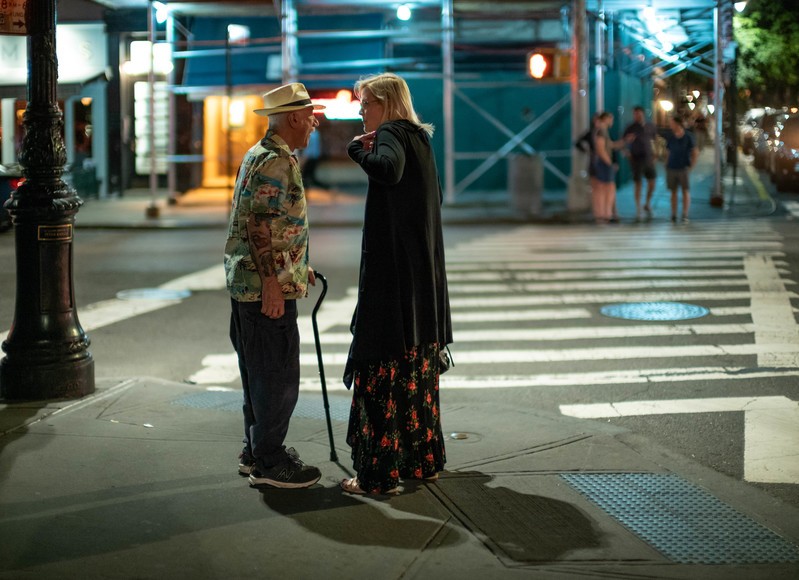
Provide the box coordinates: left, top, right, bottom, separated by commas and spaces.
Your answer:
600, 302, 710, 321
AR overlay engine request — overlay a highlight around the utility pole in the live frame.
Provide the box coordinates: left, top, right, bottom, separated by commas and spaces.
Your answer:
1, 0, 95, 400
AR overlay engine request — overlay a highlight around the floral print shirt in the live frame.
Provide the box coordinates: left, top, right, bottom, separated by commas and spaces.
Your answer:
224, 131, 310, 301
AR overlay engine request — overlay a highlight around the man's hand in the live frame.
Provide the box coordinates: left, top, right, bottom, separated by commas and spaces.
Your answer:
261, 277, 285, 319
308, 266, 316, 287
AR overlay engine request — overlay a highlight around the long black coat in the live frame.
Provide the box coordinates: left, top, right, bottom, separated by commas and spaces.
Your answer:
346, 120, 452, 362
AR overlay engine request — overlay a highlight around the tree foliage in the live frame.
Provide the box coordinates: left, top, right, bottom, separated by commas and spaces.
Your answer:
735, 0, 799, 105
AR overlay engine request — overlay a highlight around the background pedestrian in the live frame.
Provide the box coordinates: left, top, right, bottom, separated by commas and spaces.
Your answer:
622, 106, 658, 221
665, 114, 698, 223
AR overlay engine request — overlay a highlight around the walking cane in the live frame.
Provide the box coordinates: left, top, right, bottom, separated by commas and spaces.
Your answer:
311, 272, 338, 462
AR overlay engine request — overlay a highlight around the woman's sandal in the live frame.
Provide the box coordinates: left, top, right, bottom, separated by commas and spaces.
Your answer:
340, 477, 399, 496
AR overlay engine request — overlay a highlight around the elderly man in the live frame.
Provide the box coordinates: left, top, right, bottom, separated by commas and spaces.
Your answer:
224, 83, 324, 488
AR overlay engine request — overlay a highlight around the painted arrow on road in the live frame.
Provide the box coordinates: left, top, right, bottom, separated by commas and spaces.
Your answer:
560, 396, 799, 484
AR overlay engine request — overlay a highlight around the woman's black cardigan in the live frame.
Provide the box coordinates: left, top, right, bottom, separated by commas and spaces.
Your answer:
345, 119, 453, 363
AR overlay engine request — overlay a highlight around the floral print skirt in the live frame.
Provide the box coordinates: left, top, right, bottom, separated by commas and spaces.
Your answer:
345, 342, 447, 494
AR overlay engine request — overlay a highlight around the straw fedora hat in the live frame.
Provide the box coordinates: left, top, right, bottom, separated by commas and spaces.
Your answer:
253, 82, 325, 116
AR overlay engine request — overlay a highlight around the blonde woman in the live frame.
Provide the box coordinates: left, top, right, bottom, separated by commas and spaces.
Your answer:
341, 73, 452, 495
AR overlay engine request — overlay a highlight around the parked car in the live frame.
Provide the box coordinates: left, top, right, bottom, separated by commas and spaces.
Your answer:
769, 116, 799, 192
739, 107, 766, 154
0, 163, 24, 232
752, 110, 789, 170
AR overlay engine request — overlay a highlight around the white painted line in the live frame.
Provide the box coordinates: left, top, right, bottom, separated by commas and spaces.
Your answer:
445, 259, 787, 271
560, 396, 793, 417
188, 353, 240, 385
744, 254, 799, 368
441, 368, 799, 388
298, 323, 754, 345
448, 278, 770, 294
79, 298, 184, 331
782, 200, 799, 218
298, 367, 799, 392
746, 405, 799, 483
559, 396, 799, 484
453, 308, 593, 322
446, 268, 785, 282
449, 242, 784, 253
450, 291, 796, 308
300, 342, 799, 367
445, 250, 784, 263
158, 264, 226, 291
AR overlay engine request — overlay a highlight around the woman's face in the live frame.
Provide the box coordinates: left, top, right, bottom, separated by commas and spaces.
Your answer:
359, 88, 384, 133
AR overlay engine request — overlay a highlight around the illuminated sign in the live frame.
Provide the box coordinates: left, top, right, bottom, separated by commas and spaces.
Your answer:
122, 41, 174, 76
0, 24, 107, 85
313, 90, 362, 120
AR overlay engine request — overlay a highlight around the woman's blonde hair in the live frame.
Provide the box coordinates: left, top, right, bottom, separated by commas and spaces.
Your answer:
354, 72, 434, 137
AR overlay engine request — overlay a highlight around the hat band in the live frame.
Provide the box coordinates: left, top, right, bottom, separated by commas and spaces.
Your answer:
278, 98, 313, 108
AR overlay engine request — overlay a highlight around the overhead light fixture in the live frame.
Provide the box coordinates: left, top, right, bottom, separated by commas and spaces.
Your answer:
734, 2, 748, 13
659, 99, 674, 112
227, 24, 250, 44
397, 4, 412, 22
152, 1, 168, 25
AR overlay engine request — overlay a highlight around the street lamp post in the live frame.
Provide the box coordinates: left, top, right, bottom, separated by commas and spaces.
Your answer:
0, 0, 95, 400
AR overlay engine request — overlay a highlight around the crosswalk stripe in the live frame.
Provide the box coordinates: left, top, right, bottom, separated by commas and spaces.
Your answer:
444, 250, 784, 263
301, 323, 754, 346
448, 278, 775, 294
446, 268, 788, 282
446, 259, 788, 271
299, 343, 799, 367
449, 291, 797, 307
298, 367, 799, 392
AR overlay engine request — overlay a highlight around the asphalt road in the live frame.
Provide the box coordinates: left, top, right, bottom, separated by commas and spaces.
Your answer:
1, 214, 798, 511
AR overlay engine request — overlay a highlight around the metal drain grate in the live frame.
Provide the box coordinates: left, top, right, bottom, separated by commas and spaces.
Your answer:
562, 473, 799, 564
171, 391, 349, 421
600, 302, 709, 321
172, 391, 241, 412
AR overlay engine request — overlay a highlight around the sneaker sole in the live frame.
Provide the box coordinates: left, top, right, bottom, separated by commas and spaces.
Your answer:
248, 474, 321, 489
239, 465, 254, 476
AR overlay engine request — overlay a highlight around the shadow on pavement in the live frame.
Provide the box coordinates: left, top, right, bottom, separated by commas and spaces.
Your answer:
258, 482, 465, 550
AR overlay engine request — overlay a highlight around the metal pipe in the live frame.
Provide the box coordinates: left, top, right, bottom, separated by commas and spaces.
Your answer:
442, 0, 455, 204
568, 0, 591, 214
595, 2, 604, 113
167, 13, 177, 203
713, 3, 723, 201
147, 1, 158, 215
281, 0, 298, 83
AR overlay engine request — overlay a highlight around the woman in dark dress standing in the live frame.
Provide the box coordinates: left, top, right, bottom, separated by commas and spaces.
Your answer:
341, 72, 452, 495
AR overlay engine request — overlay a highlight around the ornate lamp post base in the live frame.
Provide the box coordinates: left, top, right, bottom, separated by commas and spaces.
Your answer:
1, 357, 94, 401
0, 0, 94, 401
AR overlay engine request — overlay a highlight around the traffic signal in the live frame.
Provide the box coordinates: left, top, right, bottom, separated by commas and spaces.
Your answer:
526, 48, 570, 81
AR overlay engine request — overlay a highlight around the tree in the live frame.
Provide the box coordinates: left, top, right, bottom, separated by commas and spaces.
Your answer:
735, 0, 799, 106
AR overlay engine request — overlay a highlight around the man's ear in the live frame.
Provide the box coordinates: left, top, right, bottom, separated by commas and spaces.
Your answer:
287, 110, 301, 128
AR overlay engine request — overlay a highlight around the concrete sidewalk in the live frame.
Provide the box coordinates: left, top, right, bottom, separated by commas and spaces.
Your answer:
1, 377, 798, 578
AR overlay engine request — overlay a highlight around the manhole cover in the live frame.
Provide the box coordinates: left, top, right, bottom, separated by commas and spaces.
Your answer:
600, 302, 709, 321
116, 288, 191, 301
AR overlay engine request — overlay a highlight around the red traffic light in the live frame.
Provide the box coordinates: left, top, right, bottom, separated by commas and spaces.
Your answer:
528, 52, 551, 79
526, 49, 570, 81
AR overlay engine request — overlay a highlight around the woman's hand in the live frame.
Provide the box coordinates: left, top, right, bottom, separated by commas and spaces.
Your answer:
352, 131, 376, 152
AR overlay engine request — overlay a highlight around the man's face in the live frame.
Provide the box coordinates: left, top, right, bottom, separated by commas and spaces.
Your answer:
634, 109, 644, 124
297, 107, 319, 148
